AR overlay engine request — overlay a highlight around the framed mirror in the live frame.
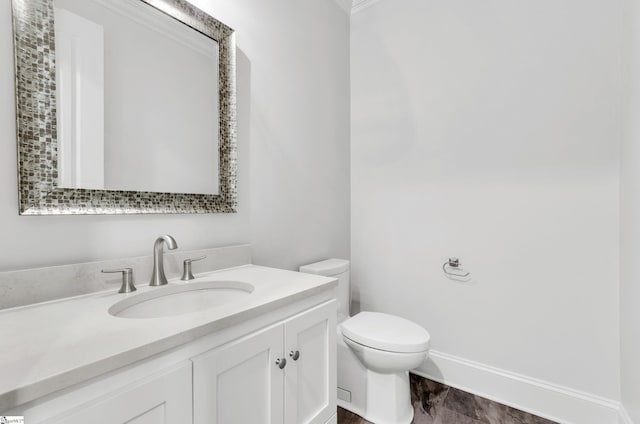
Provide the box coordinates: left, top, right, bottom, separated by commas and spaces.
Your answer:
11, 0, 236, 214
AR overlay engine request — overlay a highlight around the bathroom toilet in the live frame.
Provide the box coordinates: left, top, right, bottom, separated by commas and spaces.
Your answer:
300, 259, 430, 424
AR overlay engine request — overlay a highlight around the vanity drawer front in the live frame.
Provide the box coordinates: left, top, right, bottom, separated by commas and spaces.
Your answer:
28, 363, 192, 424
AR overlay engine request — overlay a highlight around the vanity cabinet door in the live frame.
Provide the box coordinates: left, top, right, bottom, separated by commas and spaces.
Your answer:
48, 363, 192, 424
192, 324, 285, 424
284, 301, 337, 424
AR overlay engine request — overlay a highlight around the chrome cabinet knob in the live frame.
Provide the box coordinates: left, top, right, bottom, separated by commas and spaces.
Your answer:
289, 350, 300, 361
275, 358, 287, 369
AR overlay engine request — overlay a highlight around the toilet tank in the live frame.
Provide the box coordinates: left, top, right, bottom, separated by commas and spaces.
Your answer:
299, 259, 350, 320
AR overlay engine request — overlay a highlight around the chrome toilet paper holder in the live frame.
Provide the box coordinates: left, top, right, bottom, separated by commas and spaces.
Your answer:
442, 257, 470, 278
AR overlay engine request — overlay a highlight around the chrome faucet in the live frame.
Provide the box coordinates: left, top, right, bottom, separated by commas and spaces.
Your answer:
150, 235, 178, 286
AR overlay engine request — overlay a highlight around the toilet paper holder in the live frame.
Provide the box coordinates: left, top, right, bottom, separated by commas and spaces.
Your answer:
442, 257, 470, 278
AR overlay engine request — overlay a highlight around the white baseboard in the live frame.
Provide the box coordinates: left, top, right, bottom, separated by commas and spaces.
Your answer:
620, 404, 634, 424
414, 350, 622, 424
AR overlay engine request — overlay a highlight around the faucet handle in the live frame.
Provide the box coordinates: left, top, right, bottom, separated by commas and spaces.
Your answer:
181, 256, 206, 281
102, 268, 136, 293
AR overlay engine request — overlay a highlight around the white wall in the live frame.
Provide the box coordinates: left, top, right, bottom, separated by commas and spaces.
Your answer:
0, 0, 349, 272
351, 0, 621, 401
621, 0, 640, 421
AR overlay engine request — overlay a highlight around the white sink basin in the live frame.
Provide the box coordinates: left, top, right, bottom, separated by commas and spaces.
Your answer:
108, 281, 254, 319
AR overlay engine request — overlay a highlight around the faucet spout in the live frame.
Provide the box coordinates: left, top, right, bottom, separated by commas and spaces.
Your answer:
150, 235, 178, 286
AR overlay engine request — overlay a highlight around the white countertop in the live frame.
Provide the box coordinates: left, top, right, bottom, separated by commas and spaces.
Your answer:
0, 265, 337, 411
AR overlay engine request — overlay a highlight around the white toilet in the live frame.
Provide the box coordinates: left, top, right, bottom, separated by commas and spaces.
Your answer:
300, 259, 430, 424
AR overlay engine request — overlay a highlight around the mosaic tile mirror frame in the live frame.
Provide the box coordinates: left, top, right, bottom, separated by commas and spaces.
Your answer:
11, 0, 237, 215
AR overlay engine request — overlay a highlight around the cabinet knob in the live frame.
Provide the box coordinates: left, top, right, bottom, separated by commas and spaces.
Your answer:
275, 358, 287, 369
289, 350, 300, 361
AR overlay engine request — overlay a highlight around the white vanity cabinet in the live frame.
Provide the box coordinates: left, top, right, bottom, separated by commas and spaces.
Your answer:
193, 301, 337, 424
48, 363, 192, 424
7, 298, 337, 424
284, 301, 336, 424
193, 324, 285, 423
8, 362, 193, 424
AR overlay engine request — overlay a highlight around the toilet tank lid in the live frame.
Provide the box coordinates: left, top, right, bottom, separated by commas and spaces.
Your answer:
299, 259, 349, 276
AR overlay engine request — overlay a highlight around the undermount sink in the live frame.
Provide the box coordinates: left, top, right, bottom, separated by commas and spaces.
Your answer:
108, 281, 254, 319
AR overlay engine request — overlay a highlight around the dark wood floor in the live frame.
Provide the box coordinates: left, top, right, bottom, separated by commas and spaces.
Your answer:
336, 374, 558, 424
337, 407, 370, 424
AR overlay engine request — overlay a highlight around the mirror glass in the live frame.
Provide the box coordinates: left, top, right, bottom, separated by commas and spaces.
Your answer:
53, 0, 220, 195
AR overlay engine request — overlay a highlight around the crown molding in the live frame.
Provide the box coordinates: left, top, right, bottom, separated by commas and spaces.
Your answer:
333, 0, 352, 14
351, 0, 381, 14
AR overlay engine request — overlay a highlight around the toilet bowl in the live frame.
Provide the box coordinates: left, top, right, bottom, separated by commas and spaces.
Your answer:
300, 259, 430, 424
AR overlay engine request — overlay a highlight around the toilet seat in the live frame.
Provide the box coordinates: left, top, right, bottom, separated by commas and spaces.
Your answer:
341, 312, 430, 353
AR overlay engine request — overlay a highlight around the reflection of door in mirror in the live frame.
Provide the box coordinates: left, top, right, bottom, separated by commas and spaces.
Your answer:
53, 0, 220, 195
55, 7, 105, 190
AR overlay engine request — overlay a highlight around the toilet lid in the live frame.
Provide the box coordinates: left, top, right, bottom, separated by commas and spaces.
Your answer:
341, 312, 430, 353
